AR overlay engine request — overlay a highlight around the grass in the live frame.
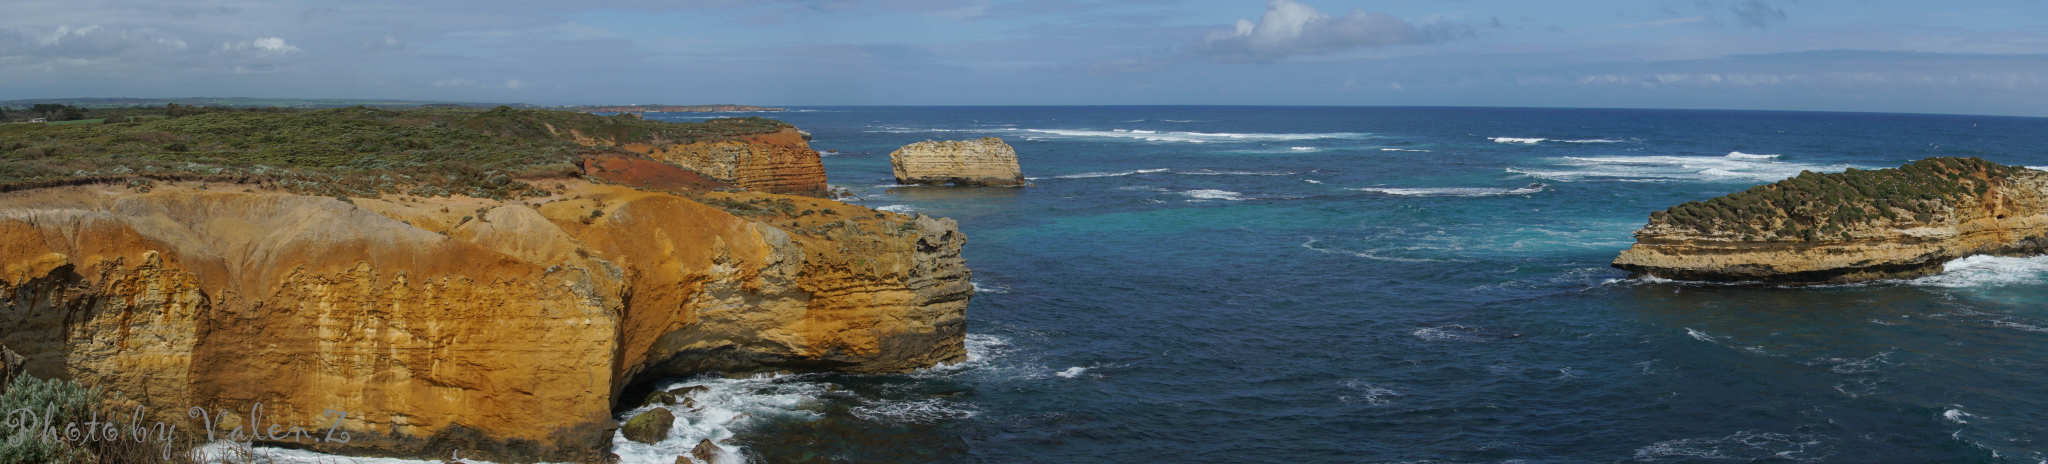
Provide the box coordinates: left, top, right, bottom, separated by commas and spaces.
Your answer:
0, 106, 795, 200
1647, 157, 2029, 241
42, 119, 106, 126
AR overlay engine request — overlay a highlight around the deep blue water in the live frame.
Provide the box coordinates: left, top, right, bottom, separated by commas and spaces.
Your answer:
629, 107, 2048, 463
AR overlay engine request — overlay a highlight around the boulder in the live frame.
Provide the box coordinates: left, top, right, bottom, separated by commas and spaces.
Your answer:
891, 137, 1026, 186
622, 408, 676, 444
691, 439, 722, 464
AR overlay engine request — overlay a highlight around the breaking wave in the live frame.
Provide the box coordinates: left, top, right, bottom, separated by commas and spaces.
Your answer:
1024, 129, 1373, 143
1353, 184, 1545, 197
1182, 189, 1246, 201
1905, 255, 2048, 288
1507, 155, 1862, 183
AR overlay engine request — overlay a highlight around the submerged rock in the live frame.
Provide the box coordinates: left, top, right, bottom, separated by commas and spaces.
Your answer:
1614, 157, 2048, 283
622, 408, 676, 444
891, 137, 1026, 186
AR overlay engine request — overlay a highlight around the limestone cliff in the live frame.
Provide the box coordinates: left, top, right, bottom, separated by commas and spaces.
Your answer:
1614, 157, 2048, 283
0, 180, 968, 462
891, 137, 1026, 187
565, 127, 828, 196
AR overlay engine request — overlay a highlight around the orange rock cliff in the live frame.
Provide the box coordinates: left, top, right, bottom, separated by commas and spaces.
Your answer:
0, 155, 969, 461
565, 126, 828, 197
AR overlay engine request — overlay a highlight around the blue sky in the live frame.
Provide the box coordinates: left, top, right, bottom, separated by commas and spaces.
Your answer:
4, 0, 2048, 116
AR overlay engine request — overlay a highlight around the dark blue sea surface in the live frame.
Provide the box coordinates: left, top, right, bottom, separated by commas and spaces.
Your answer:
629, 107, 2048, 463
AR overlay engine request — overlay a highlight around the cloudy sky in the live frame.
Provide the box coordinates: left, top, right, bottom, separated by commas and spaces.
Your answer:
5, 0, 2048, 116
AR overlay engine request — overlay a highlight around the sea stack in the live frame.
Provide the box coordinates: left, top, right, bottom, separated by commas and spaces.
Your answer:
1613, 157, 2048, 284
891, 137, 1026, 186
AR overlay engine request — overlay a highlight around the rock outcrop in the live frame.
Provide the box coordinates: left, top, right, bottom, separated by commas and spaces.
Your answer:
622, 409, 675, 444
891, 137, 1025, 186
1, 345, 20, 393
1614, 157, 2048, 283
591, 127, 828, 196
0, 180, 970, 462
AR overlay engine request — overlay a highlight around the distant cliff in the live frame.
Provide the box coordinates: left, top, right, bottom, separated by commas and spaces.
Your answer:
563, 104, 783, 113
1614, 157, 2048, 283
585, 127, 828, 197
890, 137, 1026, 187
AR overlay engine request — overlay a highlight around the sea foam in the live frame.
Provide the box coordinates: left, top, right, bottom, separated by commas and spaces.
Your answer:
1353, 184, 1544, 197
1045, 168, 1170, 179
849, 398, 978, 423
1509, 155, 1861, 183
1490, 137, 1545, 144
610, 374, 825, 464
1025, 129, 1370, 143
1907, 255, 2048, 288
1182, 189, 1247, 201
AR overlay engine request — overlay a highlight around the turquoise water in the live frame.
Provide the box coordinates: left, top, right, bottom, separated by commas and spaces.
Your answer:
636, 107, 2048, 463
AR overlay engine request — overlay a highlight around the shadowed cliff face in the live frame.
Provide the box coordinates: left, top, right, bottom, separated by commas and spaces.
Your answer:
1615, 158, 2048, 283
0, 180, 968, 462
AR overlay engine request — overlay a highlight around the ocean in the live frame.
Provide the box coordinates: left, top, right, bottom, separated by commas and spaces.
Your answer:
263, 107, 2048, 463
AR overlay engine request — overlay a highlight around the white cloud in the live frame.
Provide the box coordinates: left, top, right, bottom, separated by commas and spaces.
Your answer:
253, 37, 297, 52
504, 79, 525, 89
433, 78, 471, 87
218, 37, 300, 55
1189, 0, 1466, 63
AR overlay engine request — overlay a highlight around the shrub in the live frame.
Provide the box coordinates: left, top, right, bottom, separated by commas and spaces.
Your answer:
0, 107, 794, 200
1, 375, 103, 464
1646, 157, 2028, 240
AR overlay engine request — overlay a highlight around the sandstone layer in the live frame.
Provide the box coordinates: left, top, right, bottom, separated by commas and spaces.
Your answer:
564, 127, 827, 196
1614, 158, 2048, 283
0, 180, 970, 462
890, 137, 1026, 187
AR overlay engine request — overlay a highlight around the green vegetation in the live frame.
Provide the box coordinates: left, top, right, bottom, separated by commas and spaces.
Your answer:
1, 375, 103, 463
0, 105, 793, 200
42, 119, 104, 126
0, 97, 505, 111
1, 375, 200, 463
1648, 157, 2030, 241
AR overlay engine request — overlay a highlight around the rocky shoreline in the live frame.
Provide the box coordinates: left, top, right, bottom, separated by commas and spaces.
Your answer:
0, 109, 971, 463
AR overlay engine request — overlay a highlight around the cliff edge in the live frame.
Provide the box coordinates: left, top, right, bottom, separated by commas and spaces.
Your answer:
890, 137, 1026, 187
1614, 157, 2048, 284
0, 181, 968, 462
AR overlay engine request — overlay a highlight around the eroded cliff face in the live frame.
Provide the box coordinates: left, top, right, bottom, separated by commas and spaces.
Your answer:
1614, 158, 2048, 283
0, 180, 968, 462
562, 126, 827, 197
891, 137, 1026, 187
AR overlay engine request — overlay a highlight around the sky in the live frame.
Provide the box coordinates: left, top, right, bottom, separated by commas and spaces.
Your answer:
4, 0, 2048, 116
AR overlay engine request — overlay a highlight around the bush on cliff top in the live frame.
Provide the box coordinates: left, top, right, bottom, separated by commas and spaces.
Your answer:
0, 106, 793, 199
2, 375, 103, 464
1647, 157, 2029, 241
